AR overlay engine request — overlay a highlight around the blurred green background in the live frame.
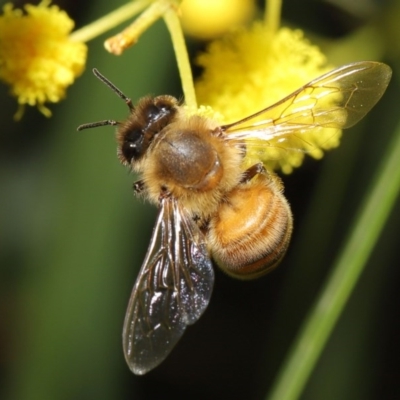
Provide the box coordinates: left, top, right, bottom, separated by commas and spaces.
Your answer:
1, 0, 399, 399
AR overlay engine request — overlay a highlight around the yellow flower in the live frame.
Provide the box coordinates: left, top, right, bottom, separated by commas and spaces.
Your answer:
195, 23, 338, 173
0, 1, 87, 118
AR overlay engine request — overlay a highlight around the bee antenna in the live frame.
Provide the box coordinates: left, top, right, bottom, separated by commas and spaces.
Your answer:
77, 120, 119, 131
92, 68, 134, 111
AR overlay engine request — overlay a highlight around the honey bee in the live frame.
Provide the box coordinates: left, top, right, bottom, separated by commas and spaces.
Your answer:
78, 61, 391, 375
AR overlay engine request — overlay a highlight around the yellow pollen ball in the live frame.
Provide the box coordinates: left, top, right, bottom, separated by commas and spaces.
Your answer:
180, 0, 256, 40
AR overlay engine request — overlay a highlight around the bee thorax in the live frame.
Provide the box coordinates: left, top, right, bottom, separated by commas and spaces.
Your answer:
154, 130, 224, 191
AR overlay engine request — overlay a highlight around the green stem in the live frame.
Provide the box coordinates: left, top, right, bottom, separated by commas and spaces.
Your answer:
163, 6, 197, 109
267, 119, 400, 400
69, 0, 152, 43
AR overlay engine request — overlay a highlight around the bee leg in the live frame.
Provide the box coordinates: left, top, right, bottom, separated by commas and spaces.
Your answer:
158, 186, 173, 201
133, 179, 146, 195
240, 163, 266, 184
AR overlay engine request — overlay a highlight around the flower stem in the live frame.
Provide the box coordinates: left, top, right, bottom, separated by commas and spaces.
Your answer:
163, 6, 197, 109
69, 0, 152, 43
267, 120, 400, 400
104, 0, 171, 55
265, 0, 282, 36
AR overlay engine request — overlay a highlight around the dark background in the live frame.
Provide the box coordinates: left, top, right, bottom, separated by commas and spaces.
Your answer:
1, 0, 399, 399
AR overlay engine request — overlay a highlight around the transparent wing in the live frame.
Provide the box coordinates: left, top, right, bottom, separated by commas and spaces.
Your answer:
122, 198, 214, 375
223, 61, 392, 141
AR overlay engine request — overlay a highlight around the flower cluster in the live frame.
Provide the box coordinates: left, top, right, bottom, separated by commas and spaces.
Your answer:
0, 1, 87, 118
195, 23, 338, 173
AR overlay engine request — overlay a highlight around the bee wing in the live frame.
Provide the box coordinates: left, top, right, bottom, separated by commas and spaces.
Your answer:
224, 61, 392, 141
122, 198, 214, 375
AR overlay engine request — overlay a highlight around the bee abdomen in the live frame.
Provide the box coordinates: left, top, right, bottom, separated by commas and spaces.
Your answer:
208, 175, 293, 279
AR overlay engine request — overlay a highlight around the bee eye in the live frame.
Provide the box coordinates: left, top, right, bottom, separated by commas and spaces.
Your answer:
122, 142, 140, 162
145, 102, 174, 125
122, 129, 143, 162
146, 105, 161, 122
